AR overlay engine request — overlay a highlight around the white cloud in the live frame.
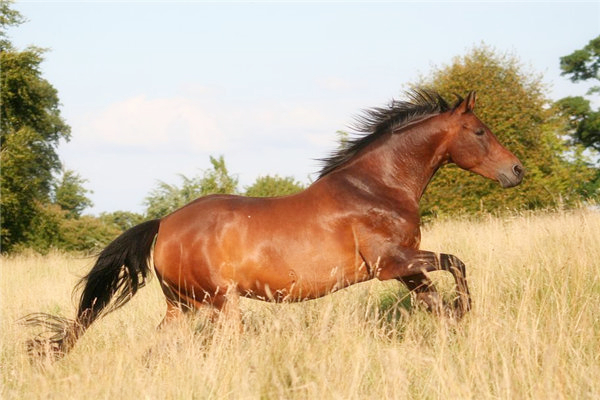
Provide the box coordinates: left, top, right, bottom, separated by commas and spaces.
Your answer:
64, 90, 356, 213
76, 93, 346, 154
78, 95, 225, 152
240, 103, 336, 140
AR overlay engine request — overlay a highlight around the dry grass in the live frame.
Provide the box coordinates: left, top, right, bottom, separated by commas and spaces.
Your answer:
2, 209, 599, 399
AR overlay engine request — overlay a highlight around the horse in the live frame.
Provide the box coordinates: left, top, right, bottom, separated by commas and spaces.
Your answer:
24, 89, 524, 360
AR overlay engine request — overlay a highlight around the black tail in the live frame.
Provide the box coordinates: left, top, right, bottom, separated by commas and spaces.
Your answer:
23, 219, 161, 361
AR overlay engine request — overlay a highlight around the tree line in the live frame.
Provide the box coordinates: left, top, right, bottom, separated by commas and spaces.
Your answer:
1, 2, 598, 253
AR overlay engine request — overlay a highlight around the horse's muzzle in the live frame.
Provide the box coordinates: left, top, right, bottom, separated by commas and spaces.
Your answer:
498, 163, 524, 188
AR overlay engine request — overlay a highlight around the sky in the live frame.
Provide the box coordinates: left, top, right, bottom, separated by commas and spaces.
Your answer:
9, 1, 600, 215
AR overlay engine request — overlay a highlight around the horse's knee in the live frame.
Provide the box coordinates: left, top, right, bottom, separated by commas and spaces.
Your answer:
440, 253, 466, 274
399, 274, 436, 292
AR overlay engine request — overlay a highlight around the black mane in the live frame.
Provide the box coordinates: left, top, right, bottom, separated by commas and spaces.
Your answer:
318, 88, 456, 178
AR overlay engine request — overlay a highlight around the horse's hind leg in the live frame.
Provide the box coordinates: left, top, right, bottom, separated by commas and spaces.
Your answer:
212, 286, 242, 332
158, 300, 189, 329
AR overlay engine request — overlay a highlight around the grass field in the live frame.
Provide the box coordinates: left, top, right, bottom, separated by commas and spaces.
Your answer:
2, 209, 599, 399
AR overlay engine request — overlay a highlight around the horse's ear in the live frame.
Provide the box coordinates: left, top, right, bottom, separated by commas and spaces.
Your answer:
454, 91, 477, 114
466, 91, 477, 111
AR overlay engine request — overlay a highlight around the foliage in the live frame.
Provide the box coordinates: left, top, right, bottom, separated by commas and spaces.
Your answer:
11, 167, 119, 253
99, 211, 145, 232
244, 175, 305, 197
0, 4, 71, 252
21, 203, 65, 254
20, 202, 121, 254
19, 169, 120, 253
0, 0, 23, 49
560, 35, 600, 89
555, 96, 600, 152
57, 215, 122, 253
556, 36, 600, 154
195, 155, 239, 196
144, 155, 238, 219
53, 169, 94, 218
414, 45, 596, 216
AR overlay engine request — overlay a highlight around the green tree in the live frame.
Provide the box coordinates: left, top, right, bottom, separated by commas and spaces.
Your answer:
414, 45, 595, 216
560, 36, 600, 90
555, 96, 600, 152
245, 175, 305, 197
23, 170, 111, 253
144, 155, 238, 219
58, 215, 122, 253
53, 169, 94, 218
99, 211, 145, 232
556, 36, 600, 153
23, 202, 122, 254
1, 3, 71, 251
24, 206, 140, 254
0, 0, 22, 49
196, 155, 238, 196
22, 202, 66, 253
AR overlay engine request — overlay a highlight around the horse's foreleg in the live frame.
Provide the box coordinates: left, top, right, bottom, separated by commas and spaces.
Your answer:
377, 250, 471, 318
439, 253, 471, 318
398, 273, 443, 315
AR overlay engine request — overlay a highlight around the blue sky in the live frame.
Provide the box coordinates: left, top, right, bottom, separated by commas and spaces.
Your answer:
9, 1, 600, 214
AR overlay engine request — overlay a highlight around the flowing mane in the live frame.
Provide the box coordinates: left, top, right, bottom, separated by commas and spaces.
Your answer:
318, 88, 457, 178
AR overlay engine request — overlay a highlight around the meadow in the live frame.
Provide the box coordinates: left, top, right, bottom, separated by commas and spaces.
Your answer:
2, 209, 599, 399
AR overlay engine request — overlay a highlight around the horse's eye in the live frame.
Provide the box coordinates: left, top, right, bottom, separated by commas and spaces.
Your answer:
475, 129, 485, 136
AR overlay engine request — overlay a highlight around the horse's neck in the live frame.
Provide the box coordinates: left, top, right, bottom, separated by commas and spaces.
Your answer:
350, 122, 450, 204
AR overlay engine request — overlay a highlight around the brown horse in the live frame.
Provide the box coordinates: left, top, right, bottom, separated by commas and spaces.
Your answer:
25, 89, 524, 359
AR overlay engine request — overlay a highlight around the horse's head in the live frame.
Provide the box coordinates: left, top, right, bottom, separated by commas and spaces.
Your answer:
445, 92, 524, 188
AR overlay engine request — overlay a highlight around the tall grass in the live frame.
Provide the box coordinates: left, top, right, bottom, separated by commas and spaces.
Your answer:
2, 209, 599, 399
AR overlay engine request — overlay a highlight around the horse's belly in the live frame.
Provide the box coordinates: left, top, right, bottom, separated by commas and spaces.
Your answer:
222, 242, 369, 301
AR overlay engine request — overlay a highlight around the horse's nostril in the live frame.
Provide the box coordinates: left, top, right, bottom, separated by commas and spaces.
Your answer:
513, 164, 523, 177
